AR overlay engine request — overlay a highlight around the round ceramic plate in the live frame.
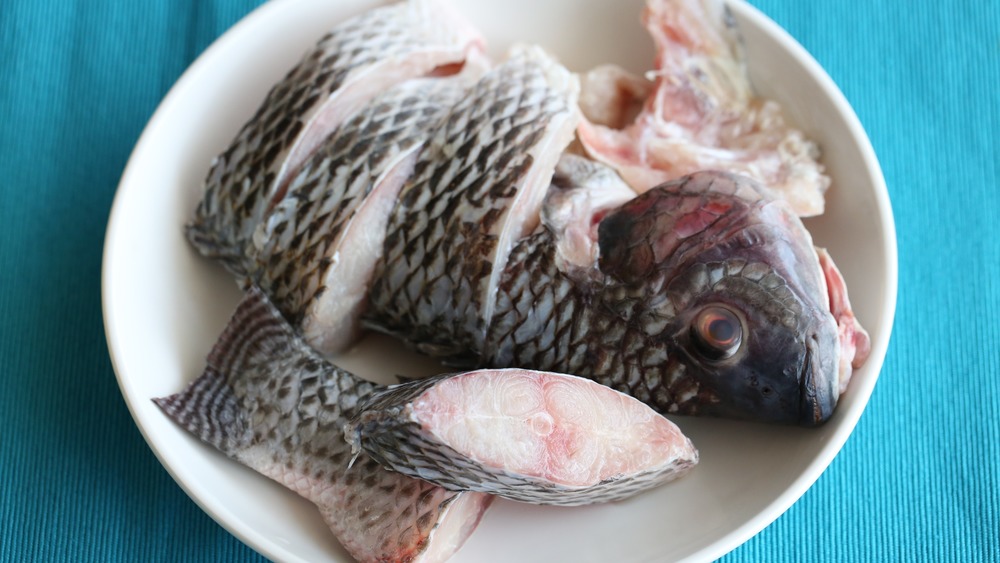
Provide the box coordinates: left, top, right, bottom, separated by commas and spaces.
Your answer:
102, 0, 897, 561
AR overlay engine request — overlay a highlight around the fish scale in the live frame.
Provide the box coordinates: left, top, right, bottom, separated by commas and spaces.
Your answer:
186, 0, 482, 276
251, 75, 474, 329
366, 46, 579, 361
343, 368, 698, 506
154, 287, 492, 563
482, 171, 839, 423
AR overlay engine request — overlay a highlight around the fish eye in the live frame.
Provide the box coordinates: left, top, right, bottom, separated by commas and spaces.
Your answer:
691, 306, 742, 361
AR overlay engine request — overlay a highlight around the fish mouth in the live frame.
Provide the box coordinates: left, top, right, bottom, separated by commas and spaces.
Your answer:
799, 330, 838, 426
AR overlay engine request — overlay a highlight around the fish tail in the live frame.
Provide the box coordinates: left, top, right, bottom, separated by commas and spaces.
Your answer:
153, 367, 247, 454
203, 285, 299, 376
153, 286, 302, 456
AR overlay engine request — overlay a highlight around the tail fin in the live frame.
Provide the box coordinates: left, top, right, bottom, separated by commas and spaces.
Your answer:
153, 367, 248, 453
203, 285, 301, 376
153, 286, 300, 455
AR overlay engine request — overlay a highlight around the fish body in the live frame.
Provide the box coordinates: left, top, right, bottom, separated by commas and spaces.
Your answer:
345, 368, 697, 506
154, 288, 493, 563
484, 169, 863, 425
186, 0, 484, 275
183, 0, 868, 428
577, 0, 829, 217
251, 68, 485, 354
367, 157, 865, 425
163, 0, 875, 557
366, 45, 580, 362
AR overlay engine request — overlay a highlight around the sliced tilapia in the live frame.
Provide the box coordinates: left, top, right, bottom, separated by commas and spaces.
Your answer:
365, 45, 580, 361
345, 368, 697, 506
153, 288, 493, 563
577, 0, 829, 217
485, 169, 868, 425
251, 65, 485, 355
187, 0, 485, 275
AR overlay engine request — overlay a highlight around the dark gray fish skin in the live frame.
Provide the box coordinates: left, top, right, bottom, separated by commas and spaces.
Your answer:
344, 369, 698, 506
484, 171, 841, 426
153, 287, 492, 563
364, 46, 579, 363
186, 0, 483, 276
249, 73, 478, 353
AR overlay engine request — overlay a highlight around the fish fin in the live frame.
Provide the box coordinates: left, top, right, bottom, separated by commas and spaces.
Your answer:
204, 285, 303, 377
153, 286, 303, 455
152, 367, 250, 454
394, 373, 417, 384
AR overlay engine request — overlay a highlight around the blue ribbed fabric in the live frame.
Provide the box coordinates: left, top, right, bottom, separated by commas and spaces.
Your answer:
0, 0, 996, 561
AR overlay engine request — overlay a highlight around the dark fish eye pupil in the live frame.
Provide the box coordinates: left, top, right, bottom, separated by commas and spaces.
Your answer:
708, 318, 735, 343
692, 306, 742, 360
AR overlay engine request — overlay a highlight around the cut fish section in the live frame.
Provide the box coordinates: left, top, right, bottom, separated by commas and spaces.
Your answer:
251, 70, 483, 356
346, 368, 698, 506
153, 287, 491, 563
187, 0, 485, 275
366, 45, 579, 363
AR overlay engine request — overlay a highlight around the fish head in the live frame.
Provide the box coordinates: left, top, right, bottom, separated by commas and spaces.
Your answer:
597, 171, 865, 425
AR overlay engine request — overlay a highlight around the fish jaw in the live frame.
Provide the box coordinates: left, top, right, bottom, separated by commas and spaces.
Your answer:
346, 368, 698, 506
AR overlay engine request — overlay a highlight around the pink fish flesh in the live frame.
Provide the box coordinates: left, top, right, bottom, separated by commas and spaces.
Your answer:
577, 0, 830, 217
345, 367, 698, 506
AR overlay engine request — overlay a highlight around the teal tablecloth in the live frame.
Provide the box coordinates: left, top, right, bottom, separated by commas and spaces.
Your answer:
1, 0, 997, 561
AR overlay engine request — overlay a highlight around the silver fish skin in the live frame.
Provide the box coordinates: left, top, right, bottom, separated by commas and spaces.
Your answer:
344, 368, 698, 506
484, 170, 866, 425
364, 45, 580, 362
250, 67, 484, 356
153, 287, 492, 563
186, 0, 484, 276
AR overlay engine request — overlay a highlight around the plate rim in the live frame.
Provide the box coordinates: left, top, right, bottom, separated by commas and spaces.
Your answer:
101, 0, 898, 561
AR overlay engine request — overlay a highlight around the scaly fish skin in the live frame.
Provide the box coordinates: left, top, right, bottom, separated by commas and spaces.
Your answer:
251, 72, 481, 354
345, 368, 698, 506
186, 0, 483, 275
153, 288, 492, 563
365, 45, 579, 362
487, 170, 844, 425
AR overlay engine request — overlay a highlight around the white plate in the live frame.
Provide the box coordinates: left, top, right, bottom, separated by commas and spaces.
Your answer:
102, 0, 897, 561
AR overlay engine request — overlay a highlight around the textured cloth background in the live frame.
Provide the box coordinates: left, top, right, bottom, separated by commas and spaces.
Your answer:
1, 0, 997, 561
